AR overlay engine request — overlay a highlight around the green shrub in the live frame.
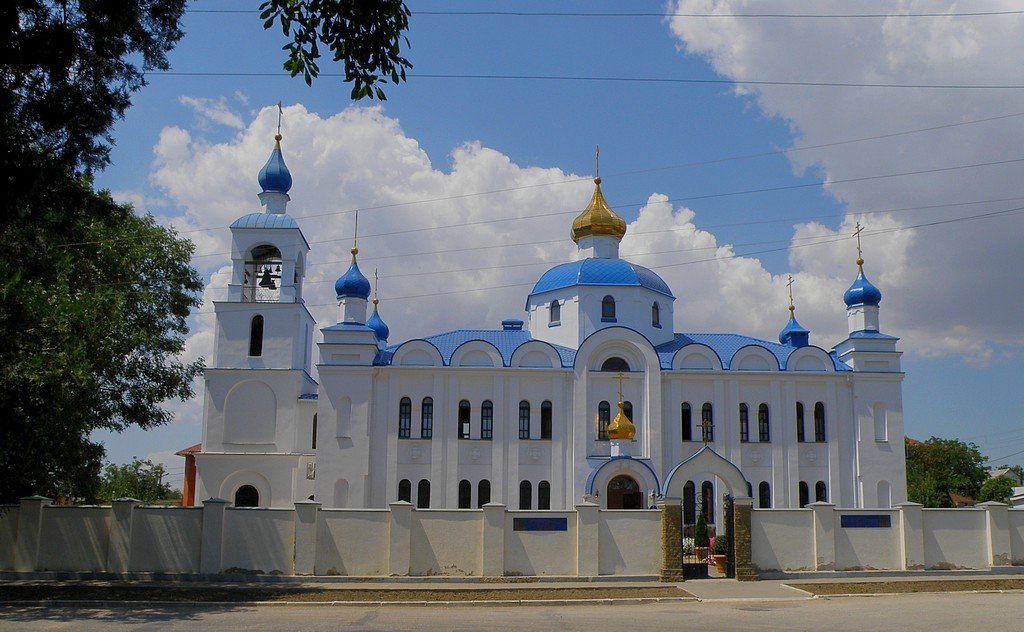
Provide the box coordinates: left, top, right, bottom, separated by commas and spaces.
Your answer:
694, 511, 710, 548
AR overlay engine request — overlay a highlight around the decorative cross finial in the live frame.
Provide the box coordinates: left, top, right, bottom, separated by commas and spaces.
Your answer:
786, 274, 795, 315
373, 267, 380, 309
595, 145, 601, 179
351, 210, 360, 261
276, 101, 283, 137
616, 371, 625, 403
700, 416, 712, 446
853, 221, 865, 268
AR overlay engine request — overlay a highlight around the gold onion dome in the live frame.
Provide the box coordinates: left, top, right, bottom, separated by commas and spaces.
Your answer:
606, 400, 636, 441
571, 177, 627, 243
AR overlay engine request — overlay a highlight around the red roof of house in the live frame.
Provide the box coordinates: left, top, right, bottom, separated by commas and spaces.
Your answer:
175, 443, 201, 457
949, 492, 976, 506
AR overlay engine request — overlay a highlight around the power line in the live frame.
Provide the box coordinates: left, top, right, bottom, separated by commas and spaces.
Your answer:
184, 8, 1024, 19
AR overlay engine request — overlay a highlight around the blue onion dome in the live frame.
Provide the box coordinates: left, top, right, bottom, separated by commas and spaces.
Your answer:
258, 134, 293, 193
843, 261, 882, 307
779, 309, 810, 347
366, 300, 390, 341
335, 248, 371, 299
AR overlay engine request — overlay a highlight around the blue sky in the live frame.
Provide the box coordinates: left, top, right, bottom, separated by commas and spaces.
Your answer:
93, 1, 1024, 488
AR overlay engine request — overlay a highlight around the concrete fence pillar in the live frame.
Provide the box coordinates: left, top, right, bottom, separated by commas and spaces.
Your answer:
107, 498, 140, 573
14, 496, 51, 572
576, 502, 599, 577
200, 498, 230, 574
978, 501, 1011, 567
388, 501, 413, 576
293, 500, 321, 575
896, 502, 924, 570
658, 499, 683, 582
808, 502, 836, 571
481, 503, 506, 576
732, 496, 758, 581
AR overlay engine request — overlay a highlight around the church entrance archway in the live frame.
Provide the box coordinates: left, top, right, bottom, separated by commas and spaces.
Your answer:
606, 475, 642, 509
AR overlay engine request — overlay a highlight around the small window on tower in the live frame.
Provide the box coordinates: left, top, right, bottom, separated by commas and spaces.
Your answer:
652, 302, 661, 328
249, 315, 264, 357
601, 295, 616, 321
549, 300, 561, 325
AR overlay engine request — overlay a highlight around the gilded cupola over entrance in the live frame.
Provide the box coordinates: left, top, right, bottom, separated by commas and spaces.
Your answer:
570, 177, 627, 244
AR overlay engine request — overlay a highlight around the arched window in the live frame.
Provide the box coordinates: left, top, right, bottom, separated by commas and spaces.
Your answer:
597, 401, 611, 440
540, 401, 552, 439
814, 402, 826, 442
601, 295, 616, 321
518, 400, 531, 439
815, 481, 828, 503
607, 475, 641, 509
458, 400, 471, 439
798, 481, 809, 508
796, 402, 806, 443
235, 485, 259, 507
758, 403, 770, 442
758, 482, 771, 509
458, 480, 472, 509
623, 401, 634, 422
248, 315, 264, 357
681, 403, 693, 441
683, 481, 696, 524
478, 480, 491, 508
538, 481, 551, 510
519, 480, 532, 510
417, 479, 430, 509
311, 413, 318, 449
245, 244, 282, 302
652, 302, 661, 327
739, 403, 749, 443
398, 479, 411, 503
421, 397, 434, 439
873, 402, 886, 442
701, 403, 714, 442
481, 400, 493, 440
600, 356, 630, 372
701, 481, 714, 523
549, 300, 561, 324
398, 397, 412, 438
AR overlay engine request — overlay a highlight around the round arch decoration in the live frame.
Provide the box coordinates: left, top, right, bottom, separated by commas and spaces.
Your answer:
662, 446, 751, 501
586, 456, 660, 509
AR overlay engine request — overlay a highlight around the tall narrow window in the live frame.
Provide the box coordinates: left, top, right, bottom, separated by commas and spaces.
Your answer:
477, 480, 491, 508
248, 315, 264, 356
701, 481, 714, 523
540, 401, 552, 439
701, 403, 714, 442
623, 401, 634, 422
683, 481, 696, 524
739, 403, 749, 442
815, 481, 828, 503
311, 413, 318, 449
758, 481, 771, 509
681, 403, 692, 441
598, 401, 611, 441
458, 400, 471, 439
601, 295, 616, 320
796, 402, 806, 443
398, 479, 411, 503
519, 400, 531, 439
398, 397, 412, 438
758, 403, 770, 442
421, 397, 434, 439
814, 402, 826, 442
549, 300, 561, 324
417, 479, 430, 509
481, 400, 493, 439
519, 480, 532, 510
458, 480, 472, 509
538, 481, 551, 510
652, 302, 661, 327
798, 481, 809, 508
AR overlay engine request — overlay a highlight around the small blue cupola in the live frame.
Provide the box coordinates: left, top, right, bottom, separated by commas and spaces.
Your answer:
258, 134, 293, 194
779, 312, 810, 348
843, 265, 882, 308
335, 248, 371, 300
367, 300, 390, 342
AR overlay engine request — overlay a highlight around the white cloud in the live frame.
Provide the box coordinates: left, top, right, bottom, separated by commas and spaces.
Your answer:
179, 96, 245, 130
667, 0, 1024, 363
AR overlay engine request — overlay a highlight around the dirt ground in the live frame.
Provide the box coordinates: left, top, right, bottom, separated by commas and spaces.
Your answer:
0, 584, 692, 603
793, 578, 1024, 595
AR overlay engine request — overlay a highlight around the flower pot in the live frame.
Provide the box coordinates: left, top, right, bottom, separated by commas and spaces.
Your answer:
695, 546, 709, 562
713, 554, 728, 573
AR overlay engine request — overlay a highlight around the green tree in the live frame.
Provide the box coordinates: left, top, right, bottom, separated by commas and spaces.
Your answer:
905, 437, 988, 507
694, 511, 710, 548
978, 476, 1016, 504
97, 458, 180, 503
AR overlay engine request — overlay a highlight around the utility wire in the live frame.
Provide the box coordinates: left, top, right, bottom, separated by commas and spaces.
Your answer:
184, 9, 1024, 19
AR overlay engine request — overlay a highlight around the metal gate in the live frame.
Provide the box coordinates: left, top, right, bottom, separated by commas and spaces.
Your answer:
723, 494, 736, 579
680, 505, 709, 580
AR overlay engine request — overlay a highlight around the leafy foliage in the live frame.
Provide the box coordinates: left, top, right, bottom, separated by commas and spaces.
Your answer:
694, 511, 710, 548
905, 437, 988, 508
979, 476, 1016, 504
98, 458, 181, 503
259, 0, 412, 99
712, 532, 729, 555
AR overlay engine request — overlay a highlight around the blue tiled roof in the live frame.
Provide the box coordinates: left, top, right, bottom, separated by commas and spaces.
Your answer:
848, 330, 899, 340
655, 333, 851, 371
322, 322, 376, 333
529, 258, 674, 299
380, 329, 577, 367
230, 212, 300, 230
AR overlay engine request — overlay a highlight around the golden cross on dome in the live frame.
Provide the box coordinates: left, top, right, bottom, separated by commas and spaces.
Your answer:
616, 371, 625, 403
595, 145, 601, 179
276, 101, 283, 137
351, 209, 360, 260
853, 221, 865, 266
373, 268, 380, 302
786, 274, 795, 315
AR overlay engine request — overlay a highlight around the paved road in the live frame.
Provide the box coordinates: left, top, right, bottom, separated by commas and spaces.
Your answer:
2, 592, 1023, 631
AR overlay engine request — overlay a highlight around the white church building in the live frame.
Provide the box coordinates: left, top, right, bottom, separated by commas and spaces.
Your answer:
193, 134, 908, 524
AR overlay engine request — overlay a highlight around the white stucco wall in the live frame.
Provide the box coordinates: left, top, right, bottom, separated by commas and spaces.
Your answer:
0, 507, 17, 570
751, 509, 815, 572
1010, 509, 1024, 565
128, 507, 202, 573
410, 510, 483, 576
36, 507, 110, 572
503, 511, 577, 575
597, 509, 660, 575
834, 510, 900, 571
222, 508, 295, 574
316, 509, 390, 575
922, 509, 988, 570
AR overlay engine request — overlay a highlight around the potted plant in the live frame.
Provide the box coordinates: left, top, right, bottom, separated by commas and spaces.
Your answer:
694, 511, 710, 562
712, 532, 729, 573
